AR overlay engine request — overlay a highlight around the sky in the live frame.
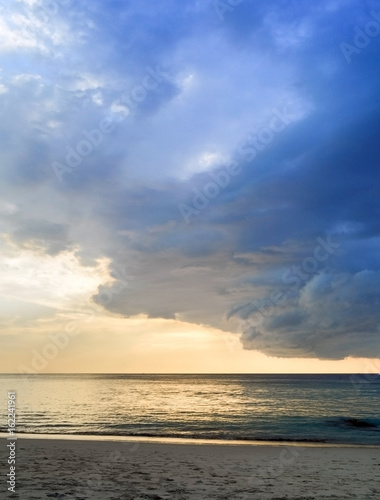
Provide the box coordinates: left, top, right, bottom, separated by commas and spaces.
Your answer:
1, 0, 380, 373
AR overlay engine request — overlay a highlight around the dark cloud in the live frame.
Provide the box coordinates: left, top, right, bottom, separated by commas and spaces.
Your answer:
1, 0, 380, 360
233, 271, 380, 359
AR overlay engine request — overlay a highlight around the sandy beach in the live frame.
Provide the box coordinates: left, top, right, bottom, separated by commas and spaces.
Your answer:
2, 437, 379, 499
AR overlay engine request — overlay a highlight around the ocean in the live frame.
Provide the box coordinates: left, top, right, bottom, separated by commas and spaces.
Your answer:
1, 374, 379, 445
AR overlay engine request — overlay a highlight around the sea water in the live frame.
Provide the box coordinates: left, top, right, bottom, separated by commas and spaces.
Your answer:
0, 374, 379, 445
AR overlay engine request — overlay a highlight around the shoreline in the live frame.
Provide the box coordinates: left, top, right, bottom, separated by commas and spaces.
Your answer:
1, 432, 379, 448
1, 436, 379, 499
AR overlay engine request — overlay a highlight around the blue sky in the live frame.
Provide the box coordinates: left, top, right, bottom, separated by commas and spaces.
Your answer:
1, 0, 380, 372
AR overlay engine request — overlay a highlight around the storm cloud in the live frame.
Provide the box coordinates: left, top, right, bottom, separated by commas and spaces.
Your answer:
1, 0, 380, 360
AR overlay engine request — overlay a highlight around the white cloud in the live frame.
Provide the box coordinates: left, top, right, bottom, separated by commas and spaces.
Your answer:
0, 245, 112, 311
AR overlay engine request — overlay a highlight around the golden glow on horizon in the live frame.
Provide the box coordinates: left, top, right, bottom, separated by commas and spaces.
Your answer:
1, 312, 379, 374
1, 244, 379, 375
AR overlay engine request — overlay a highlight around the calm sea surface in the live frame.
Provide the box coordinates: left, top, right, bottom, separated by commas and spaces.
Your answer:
1, 374, 379, 445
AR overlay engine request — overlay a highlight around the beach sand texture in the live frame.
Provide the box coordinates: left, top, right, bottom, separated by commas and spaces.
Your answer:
2, 438, 380, 499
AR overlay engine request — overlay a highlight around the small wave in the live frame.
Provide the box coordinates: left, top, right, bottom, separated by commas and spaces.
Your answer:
342, 418, 378, 429
328, 417, 379, 429
3, 428, 328, 443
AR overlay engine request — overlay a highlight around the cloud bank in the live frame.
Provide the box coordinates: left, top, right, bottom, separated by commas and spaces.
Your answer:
1, 0, 380, 360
